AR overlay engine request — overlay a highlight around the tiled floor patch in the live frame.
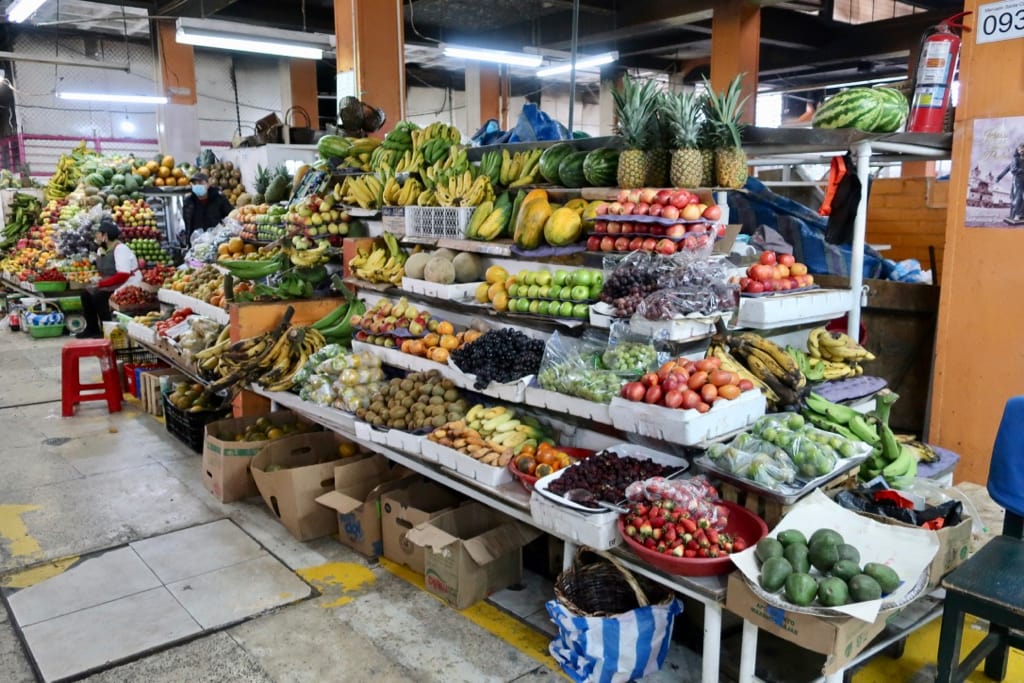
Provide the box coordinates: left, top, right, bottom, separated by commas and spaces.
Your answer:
2, 519, 312, 682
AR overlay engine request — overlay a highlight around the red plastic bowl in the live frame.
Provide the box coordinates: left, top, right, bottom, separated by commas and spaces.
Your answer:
617, 500, 769, 577
508, 447, 594, 493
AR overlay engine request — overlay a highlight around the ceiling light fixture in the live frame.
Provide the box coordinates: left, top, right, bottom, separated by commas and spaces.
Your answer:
7, 0, 48, 23
175, 18, 329, 60
58, 92, 168, 105
536, 51, 618, 78
441, 44, 542, 68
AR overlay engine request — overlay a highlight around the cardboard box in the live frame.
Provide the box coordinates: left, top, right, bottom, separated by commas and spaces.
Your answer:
407, 502, 541, 610
315, 455, 415, 557
202, 412, 318, 504
862, 512, 973, 588
250, 432, 348, 541
381, 480, 463, 574
726, 572, 899, 675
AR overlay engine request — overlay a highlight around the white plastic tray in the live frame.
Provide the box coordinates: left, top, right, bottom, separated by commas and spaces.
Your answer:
421, 439, 512, 487
157, 289, 230, 325
522, 385, 612, 423
351, 341, 449, 376
529, 491, 621, 550
735, 288, 851, 329
400, 277, 484, 301
446, 360, 532, 402
609, 389, 767, 445
125, 321, 158, 345
628, 313, 722, 342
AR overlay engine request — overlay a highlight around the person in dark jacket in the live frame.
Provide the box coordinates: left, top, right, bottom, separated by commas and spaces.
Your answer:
181, 172, 233, 244
76, 219, 142, 338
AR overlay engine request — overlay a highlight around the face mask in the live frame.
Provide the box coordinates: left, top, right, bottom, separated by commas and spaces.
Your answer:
192, 184, 208, 197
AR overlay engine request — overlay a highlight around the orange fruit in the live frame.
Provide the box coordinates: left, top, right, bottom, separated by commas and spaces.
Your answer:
429, 347, 450, 364
154, 177, 165, 186
177, 177, 189, 186
437, 321, 455, 336
440, 334, 459, 351
464, 329, 482, 344
401, 339, 414, 354
145, 160, 159, 171
172, 168, 184, 179
161, 155, 175, 169
422, 333, 439, 348
136, 166, 151, 179
536, 450, 557, 466
515, 455, 537, 475
535, 464, 554, 477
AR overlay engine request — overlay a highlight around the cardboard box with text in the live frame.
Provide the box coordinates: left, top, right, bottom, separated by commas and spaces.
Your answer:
381, 480, 463, 574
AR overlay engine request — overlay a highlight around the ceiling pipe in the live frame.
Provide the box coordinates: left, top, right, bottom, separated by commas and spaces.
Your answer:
0, 51, 130, 71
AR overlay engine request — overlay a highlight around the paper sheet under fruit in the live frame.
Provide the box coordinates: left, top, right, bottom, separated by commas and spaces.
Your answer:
730, 489, 939, 622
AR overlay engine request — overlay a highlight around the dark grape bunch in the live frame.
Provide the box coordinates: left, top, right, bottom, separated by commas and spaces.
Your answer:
450, 328, 545, 389
600, 263, 661, 317
548, 451, 676, 507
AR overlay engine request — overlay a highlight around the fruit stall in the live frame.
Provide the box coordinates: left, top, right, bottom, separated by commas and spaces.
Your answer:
0, 81, 967, 683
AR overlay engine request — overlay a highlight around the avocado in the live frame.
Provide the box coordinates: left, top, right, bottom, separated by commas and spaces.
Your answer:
809, 541, 840, 573
837, 543, 861, 565
830, 559, 861, 583
783, 543, 810, 574
848, 574, 883, 602
785, 573, 818, 607
809, 528, 844, 548
863, 562, 901, 594
777, 529, 808, 548
759, 557, 794, 592
817, 577, 850, 607
755, 537, 785, 565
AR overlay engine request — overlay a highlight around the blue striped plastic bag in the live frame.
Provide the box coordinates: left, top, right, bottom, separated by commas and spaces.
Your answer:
545, 597, 683, 683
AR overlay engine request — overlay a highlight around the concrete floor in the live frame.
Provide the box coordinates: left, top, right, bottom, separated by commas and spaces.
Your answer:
2, 329, 1020, 683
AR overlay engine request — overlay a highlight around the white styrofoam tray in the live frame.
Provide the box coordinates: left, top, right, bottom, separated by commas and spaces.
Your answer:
588, 302, 616, 329
351, 340, 450, 377
522, 385, 613, 423
628, 313, 722, 342
400, 277, 485, 301
735, 288, 852, 329
421, 439, 511, 487
609, 389, 767, 445
529, 491, 621, 550
446, 360, 532, 403
384, 428, 424, 456
157, 288, 230, 325
125, 321, 158, 345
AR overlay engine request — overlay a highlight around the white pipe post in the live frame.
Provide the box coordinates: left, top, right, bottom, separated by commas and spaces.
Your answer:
847, 140, 871, 344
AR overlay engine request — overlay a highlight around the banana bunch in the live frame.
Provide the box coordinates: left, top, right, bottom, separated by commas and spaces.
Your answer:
382, 175, 426, 207
478, 151, 503, 187
349, 232, 406, 285
0, 193, 41, 250
721, 332, 807, 408
199, 309, 328, 393
44, 154, 80, 201
416, 189, 437, 207
706, 340, 780, 407
311, 284, 366, 345
381, 121, 419, 152
338, 138, 382, 172
422, 147, 471, 190
339, 175, 384, 210
394, 149, 426, 174
287, 240, 331, 268
217, 252, 290, 280
411, 121, 461, 149
465, 192, 513, 241
465, 405, 549, 453
895, 435, 939, 464
808, 327, 875, 374
786, 345, 864, 382
499, 148, 544, 188
370, 146, 405, 174
434, 170, 495, 207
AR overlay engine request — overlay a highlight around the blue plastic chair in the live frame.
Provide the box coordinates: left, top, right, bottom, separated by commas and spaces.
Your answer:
936, 396, 1024, 683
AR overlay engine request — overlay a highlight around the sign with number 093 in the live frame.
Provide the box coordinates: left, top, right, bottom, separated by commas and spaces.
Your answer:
978, 0, 1024, 44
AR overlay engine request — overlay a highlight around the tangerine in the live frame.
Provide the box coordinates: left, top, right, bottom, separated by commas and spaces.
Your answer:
515, 455, 537, 475
534, 464, 554, 477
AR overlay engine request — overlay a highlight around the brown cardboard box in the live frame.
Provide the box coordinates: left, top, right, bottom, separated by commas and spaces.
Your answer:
250, 432, 347, 541
315, 455, 415, 557
712, 224, 742, 255
202, 412, 318, 504
726, 572, 899, 675
407, 502, 541, 610
381, 480, 463, 574
862, 512, 973, 588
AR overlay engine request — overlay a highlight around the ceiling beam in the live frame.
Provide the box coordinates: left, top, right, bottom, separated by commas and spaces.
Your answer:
156, 0, 240, 17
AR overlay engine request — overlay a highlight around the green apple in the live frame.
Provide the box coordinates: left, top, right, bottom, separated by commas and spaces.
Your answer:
539, 285, 551, 298
535, 271, 552, 286
527, 284, 540, 298
570, 285, 589, 300
558, 301, 574, 317
572, 270, 594, 287
589, 284, 602, 300
549, 285, 562, 299
572, 303, 589, 319
560, 287, 574, 301
508, 284, 519, 297
517, 270, 530, 283
591, 273, 603, 288
524, 271, 537, 286
529, 300, 541, 314
517, 298, 531, 313
553, 270, 570, 286
537, 301, 550, 315
508, 298, 519, 312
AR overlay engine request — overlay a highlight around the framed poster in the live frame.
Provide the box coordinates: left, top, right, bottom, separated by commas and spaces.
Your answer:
966, 116, 1024, 227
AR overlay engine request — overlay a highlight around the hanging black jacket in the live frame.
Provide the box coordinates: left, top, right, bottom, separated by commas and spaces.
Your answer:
182, 187, 233, 241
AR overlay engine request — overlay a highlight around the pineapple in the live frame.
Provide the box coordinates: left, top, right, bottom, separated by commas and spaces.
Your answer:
703, 75, 750, 189
646, 93, 671, 186
612, 75, 662, 189
663, 90, 704, 188
253, 164, 270, 204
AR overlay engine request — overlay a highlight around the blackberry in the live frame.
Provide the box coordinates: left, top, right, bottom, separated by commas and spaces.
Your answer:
450, 328, 545, 389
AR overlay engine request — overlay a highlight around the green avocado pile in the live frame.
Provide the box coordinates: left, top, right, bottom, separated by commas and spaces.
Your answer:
755, 528, 901, 607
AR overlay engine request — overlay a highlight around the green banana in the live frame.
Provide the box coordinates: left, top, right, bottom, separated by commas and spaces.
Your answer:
801, 410, 860, 441
848, 414, 881, 447
872, 389, 899, 427
882, 447, 916, 478
804, 392, 860, 425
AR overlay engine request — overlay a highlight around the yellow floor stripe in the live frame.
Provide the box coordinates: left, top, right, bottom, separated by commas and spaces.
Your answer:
1, 557, 79, 589
298, 562, 377, 609
379, 557, 561, 674
0, 504, 42, 558
855, 615, 1024, 682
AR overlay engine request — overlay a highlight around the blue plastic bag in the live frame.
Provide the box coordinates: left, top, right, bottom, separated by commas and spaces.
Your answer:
509, 103, 570, 143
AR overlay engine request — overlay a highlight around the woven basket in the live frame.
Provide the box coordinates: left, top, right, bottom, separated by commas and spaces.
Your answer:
554, 547, 673, 617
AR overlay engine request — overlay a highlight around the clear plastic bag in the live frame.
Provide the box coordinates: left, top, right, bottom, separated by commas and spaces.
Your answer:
601, 321, 660, 375
625, 475, 729, 528
537, 331, 625, 404
708, 441, 798, 487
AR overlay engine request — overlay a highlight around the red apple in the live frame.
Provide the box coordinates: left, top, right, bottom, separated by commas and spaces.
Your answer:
716, 224, 727, 238
686, 223, 708, 233
620, 202, 636, 215
682, 235, 698, 251
739, 277, 750, 289
608, 201, 623, 215
759, 251, 777, 266
641, 237, 658, 251
600, 236, 616, 252
655, 189, 674, 205
663, 390, 683, 409
648, 204, 663, 217
595, 202, 609, 215
790, 262, 808, 276
641, 372, 659, 387
776, 264, 790, 278
622, 381, 646, 402
681, 389, 701, 410
651, 225, 666, 236
645, 385, 663, 405
627, 189, 642, 204
687, 193, 700, 205
614, 236, 631, 251
681, 204, 703, 221
702, 205, 722, 221
748, 264, 773, 281
639, 188, 658, 204
635, 202, 650, 215
616, 190, 631, 203
655, 239, 677, 255
670, 190, 691, 208
661, 204, 680, 220
586, 236, 601, 251
607, 222, 622, 235
621, 222, 634, 235
665, 224, 686, 239
778, 253, 796, 266
628, 237, 644, 251
661, 375, 680, 393
593, 220, 608, 234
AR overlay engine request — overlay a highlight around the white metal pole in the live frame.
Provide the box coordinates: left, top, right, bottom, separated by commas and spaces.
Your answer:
847, 140, 871, 344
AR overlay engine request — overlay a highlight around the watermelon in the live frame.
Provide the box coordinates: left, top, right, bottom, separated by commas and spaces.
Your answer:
812, 87, 908, 134
582, 148, 619, 187
123, 175, 139, 192
557, 151, 588, 189
317, 134, 351, 159
538, 143, 575, 185
85, 173, 106, 188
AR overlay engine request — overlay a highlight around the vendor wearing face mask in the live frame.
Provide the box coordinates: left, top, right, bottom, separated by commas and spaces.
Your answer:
76, 218, 143, 339
181, 172, 233, 244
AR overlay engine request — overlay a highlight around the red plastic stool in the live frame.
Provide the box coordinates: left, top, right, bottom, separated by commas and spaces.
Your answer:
62, 339, 122, 417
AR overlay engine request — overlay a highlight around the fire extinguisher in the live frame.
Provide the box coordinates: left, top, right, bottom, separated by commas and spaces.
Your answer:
907, 11, 971, 133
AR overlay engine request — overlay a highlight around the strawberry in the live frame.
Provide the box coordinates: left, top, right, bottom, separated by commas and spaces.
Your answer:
698, 548, 710, 558
656, 542, 667, 553
707, 529, 720, 546
698, 517, 711, 530
639, 523, 653, 538
625, 525, 637, 537
680, 518, 697, 534
671, 546, 685, 557
661, 500, 676, 511
664, 526, 677, 542
707, 547, 720, 558
644, 537, 657, 549
732, 538, 747, 552
682, 533, 693, 544
686, 539, 699, 551
684, 549, 697, 558
650, 516, 666, 529
635, 503, 649, 517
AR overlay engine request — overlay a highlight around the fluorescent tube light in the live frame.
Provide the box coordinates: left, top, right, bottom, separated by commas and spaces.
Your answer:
58, 92, 168, 105
442, 44, 542, 68
176, 27, 323, 60
7, 0, 47, 23
537, 52, 618, 78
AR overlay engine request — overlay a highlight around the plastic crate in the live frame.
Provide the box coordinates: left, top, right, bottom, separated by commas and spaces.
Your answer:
404, 206, 475, 240
31, 281, 68, 292
58, 297, 82, 312
123, 362, 165, 396
115, 345, 159, 365
26, 323, 64, 339
162, 391, 231, 453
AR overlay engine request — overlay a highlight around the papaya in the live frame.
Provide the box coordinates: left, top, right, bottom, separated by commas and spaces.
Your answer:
513, 197, 552, 250
522, 188, 548, 205
543, 207, 583, 247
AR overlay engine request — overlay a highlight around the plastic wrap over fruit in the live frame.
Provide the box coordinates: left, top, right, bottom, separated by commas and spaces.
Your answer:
624, 475, 726, 527
537, 330, 626, 403
707, 440, 798, 488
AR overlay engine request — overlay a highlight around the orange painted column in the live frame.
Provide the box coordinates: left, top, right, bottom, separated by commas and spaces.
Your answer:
465, 64, 500, 131
929, 0, 1024, 484
334, 0, 405, 135
710, 0, 760, 122
287, 60, 320, 133
154, 20, 199, 160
